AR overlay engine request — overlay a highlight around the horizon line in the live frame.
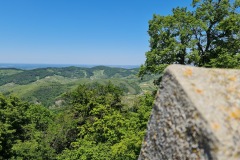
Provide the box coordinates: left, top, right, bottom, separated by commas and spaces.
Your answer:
0, 62, 141, 66
0, 63, 141, 70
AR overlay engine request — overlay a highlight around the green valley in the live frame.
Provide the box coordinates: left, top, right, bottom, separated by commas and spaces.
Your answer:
0, 66, 156, 107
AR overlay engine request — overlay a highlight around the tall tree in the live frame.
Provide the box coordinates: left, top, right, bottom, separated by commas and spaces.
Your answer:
139, 0, 240, 84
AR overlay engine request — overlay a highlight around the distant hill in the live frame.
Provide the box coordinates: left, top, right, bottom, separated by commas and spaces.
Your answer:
0, 66, 156, 107
0, 63, 140, 70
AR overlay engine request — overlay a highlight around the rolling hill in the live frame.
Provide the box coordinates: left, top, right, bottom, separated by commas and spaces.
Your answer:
0, 66, 157, 107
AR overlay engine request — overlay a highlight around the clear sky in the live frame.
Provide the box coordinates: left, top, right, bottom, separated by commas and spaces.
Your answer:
0, 0, 192, 65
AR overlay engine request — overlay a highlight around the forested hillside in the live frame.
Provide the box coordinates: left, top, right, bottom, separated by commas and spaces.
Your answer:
0, 83, 154, 159
0, 66, 140, 85
0, 66, 156, 107
0, 66, 156, 159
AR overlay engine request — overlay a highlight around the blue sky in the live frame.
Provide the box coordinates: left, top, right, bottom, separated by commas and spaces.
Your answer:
0, 0, 192, 65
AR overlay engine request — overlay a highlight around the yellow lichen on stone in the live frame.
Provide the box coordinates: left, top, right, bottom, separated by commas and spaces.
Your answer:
225, 95, 231, 100
226, 86, 236, 93
183, 68, 193, 77
228, 75, 237, 82
211, 122, 220, 131
229, 108, 240, 120
153, 133, 157, 140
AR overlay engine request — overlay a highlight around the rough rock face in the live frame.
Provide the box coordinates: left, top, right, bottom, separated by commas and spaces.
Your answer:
138, 65, 240, 160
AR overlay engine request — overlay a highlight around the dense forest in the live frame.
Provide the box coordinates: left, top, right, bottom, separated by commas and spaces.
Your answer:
0, 66, 156, 159
0, 82, 154, 159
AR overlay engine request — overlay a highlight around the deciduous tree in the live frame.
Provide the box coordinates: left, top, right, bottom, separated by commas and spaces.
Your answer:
139, 0, 240, 84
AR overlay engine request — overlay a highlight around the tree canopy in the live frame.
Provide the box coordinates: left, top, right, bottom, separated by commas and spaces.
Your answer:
57, 83, 154, 160
139, 0, 240, 84
0, 83, 154, 159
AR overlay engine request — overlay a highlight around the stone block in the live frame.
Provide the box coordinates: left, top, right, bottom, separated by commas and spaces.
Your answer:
139, 65, 240, 160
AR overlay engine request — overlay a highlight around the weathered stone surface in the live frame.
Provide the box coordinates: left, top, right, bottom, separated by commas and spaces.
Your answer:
138, 65, 240, 160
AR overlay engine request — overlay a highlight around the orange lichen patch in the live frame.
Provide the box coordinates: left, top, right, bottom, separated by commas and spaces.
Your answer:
211, 122, 220, 130
226, 86, 236, 93
228, 75, 237, 81
183, 68, 193, 77
225, 95, 231, 100
229, 108, 240, 120
195, 88, 203, 94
